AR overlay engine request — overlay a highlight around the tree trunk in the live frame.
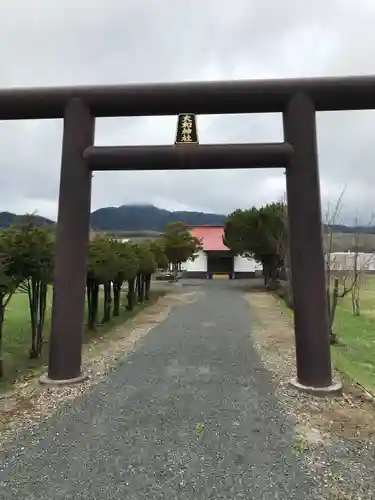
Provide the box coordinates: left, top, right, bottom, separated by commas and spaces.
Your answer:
351, 283, 360, 316
263, 260, 279, 290
141, 275, 145, 302
145, 274, 151, 300
102, 281, 112, 323
87, 280, 93, 328
263, 261, 269, 286
28, 279, 38, 358
27, 279, 48, 359
127, 278, 135, 311
92, 283, 99, 329
329, 277, 339, 344
283, 281, 294, 310
269, 258, 280, 290
137, 274, 144, 303
113, 282, 122, 317
326, 286, 331, 318
36, 281, 47, 357
136, 274, 140, 301
86, 280, 91, 323
87, 281, 99, 329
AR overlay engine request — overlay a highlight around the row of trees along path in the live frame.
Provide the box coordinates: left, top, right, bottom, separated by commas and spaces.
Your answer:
0, 218, 202, 379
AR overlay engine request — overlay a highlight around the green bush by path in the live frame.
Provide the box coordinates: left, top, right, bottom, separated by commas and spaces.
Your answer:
0, 288, 164, 392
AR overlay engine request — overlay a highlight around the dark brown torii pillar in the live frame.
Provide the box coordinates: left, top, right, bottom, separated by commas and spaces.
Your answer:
46, 99, 94, 382
283, 93, 333, 390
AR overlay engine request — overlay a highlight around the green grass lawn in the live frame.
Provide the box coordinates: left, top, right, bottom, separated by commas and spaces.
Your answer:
332, 276, 375, 393
277, 275, 375, 393
1, 287, 164, 392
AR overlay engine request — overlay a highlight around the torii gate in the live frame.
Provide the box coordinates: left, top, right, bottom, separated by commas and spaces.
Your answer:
1, 75, 371, 393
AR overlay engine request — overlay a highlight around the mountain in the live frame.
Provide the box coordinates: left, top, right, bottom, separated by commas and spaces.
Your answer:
90, 204, 226, 231
1, 205, 375, 235
0, 212, 54, 229
0, 205, 226, 232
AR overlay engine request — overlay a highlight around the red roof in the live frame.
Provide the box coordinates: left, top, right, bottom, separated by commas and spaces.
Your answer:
189, 226, 229, 251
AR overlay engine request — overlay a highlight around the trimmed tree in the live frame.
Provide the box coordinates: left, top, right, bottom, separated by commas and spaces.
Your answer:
145, 240, 168, 299
224, 203, 285, 289
111, 240, 139, 316
149, 240, 168, 271
133, 243, 157, 302
86, 238, 101, 330
6, 218, 55, 358
162, 222, 202, 280
0, 230, 21, 377
86, 236, 118, 327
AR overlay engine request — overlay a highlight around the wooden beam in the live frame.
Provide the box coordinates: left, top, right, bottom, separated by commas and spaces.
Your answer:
83, 143, 293, 171
1, 74, 375, 120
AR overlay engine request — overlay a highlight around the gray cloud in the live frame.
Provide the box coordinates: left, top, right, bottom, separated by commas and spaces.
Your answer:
1, 0, 375, 222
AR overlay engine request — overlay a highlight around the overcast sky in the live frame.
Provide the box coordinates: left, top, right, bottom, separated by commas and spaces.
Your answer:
1, 0, 375, 223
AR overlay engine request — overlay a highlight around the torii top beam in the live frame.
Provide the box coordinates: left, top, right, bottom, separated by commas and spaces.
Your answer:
1, 74, 375, 120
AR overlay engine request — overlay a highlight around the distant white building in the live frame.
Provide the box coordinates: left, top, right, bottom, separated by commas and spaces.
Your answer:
182, 225, 261, 279
326, 252, 375, 272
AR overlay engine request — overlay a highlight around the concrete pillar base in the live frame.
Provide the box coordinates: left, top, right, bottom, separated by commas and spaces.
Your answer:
290, 377, 342, 397
39, 372, 89, 387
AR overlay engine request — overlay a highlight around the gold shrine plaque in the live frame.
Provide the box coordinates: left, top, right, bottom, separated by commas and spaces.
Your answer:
174, 113, 199, 144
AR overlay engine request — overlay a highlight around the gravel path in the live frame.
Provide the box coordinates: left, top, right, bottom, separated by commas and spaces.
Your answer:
0, 281, 321, 499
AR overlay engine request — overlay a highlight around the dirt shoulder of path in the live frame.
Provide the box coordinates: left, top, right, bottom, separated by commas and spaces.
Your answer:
0, 289, 203, 449
247, 290, 375, 499
247, 291, 375, 441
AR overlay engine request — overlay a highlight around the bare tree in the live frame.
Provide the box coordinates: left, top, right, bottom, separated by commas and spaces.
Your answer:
324, 186, 355, 344
279, 185, 373, 336
324, 186, 346, 289
324, 188, 375, 342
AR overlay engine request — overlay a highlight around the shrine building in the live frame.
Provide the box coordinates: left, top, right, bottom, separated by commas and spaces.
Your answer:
182, 225, 261, 279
